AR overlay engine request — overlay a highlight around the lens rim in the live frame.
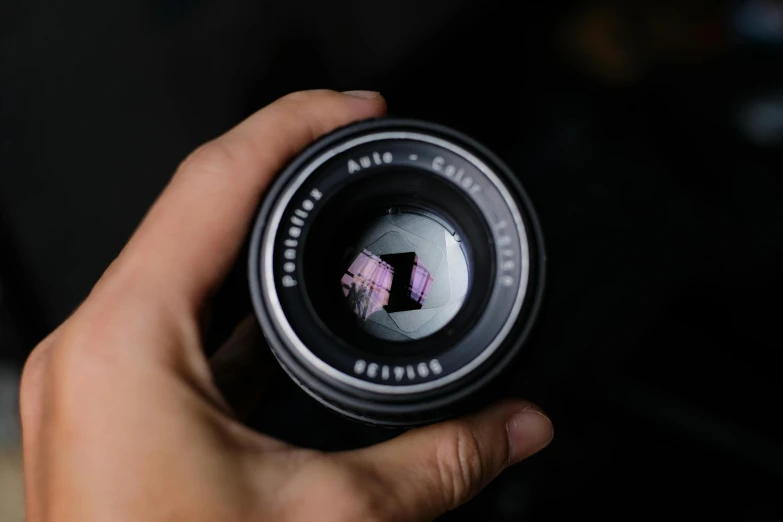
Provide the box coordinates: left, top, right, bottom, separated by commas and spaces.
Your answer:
249, 119, 546, 424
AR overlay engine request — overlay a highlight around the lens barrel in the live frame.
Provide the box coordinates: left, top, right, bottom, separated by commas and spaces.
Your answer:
249, 119, 545, 426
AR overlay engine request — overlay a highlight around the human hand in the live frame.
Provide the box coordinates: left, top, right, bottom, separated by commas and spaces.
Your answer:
19, 90, 554, 522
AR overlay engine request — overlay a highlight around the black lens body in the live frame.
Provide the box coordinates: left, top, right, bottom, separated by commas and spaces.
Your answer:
249, 119, 545, 427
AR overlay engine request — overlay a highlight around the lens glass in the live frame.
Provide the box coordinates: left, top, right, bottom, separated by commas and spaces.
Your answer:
300, 167, 487, 356
340, 207, 469, 342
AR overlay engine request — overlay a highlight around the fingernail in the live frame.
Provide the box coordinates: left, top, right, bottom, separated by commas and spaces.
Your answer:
506, 407, 554, 465
342, 90, 381, 99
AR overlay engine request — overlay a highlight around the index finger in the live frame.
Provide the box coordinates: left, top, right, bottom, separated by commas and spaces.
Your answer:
106, 90, 386, 312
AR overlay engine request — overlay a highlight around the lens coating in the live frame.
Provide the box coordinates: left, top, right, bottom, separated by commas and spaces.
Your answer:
340, 207, 470, 342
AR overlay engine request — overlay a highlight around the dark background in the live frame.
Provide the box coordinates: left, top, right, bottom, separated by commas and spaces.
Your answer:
2, 0, 782, 519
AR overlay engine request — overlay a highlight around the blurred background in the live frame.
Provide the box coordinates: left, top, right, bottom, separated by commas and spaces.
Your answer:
1, 0, 782, 519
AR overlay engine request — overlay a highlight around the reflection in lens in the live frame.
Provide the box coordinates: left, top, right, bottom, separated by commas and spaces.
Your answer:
341, 249, 393, 320
342, 250, 435, 321
340, 209, 469, 342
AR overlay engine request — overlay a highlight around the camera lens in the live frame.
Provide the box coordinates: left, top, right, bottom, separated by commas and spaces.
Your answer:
249, 119, 545, 426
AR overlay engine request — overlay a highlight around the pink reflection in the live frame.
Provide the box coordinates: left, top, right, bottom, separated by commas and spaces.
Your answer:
341, 249, 393, 320
409, 258, 434, 305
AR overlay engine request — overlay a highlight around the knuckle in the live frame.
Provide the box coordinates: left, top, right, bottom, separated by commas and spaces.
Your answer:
177, 136, 269, 190
48, 316, 126, 390
436, 420, 485, 509
19, 341, 51, 415
177, 137, 260, 181
19, 315, 121, 422
178, 140, 234, 174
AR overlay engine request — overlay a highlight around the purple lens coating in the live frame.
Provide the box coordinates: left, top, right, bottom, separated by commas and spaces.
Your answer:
342, 249, 434, 320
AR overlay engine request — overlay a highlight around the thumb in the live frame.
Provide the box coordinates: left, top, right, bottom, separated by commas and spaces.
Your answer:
342, 401, 554, 522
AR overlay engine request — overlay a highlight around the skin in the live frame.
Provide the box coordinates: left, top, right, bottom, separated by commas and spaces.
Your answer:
19, 90, 554, 522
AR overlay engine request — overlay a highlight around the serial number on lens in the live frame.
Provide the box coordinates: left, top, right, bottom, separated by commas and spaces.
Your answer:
353, 358, 443, 381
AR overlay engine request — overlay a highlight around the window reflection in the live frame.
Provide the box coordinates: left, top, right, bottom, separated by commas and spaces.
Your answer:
342, 250, 434, 321
408, 254, 434, 306
341, 249, 393, 320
